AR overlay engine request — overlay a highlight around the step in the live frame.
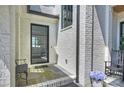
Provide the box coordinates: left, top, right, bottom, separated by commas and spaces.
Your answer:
27, 65, 76, 87
61, 82, 80, 87
27, 76, 75, 87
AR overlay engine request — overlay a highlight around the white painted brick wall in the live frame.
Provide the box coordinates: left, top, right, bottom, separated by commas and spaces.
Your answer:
93, 6, 105, 72
79, 5, 105, 86
79, 5, 86, 86
0, 6, 10, 87
57, 6, 77, 75
84, 5, 93, 86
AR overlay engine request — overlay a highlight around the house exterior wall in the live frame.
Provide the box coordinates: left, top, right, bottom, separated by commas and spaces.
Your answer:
0, 6, 11, 86
16, 6, 58, 67
93, 6, 105, 72
79, 5, 106, 86
112, 12, 118, 50
39, 5, 59, 16
108, 7, 113, 51
78, 5, 86, 87
84, 5, 93, 86
57, 6, 77, 76
95, 6, 106, 43
56, 5, 106, 86
0, 5, 110, 87
10, 6, 16, 87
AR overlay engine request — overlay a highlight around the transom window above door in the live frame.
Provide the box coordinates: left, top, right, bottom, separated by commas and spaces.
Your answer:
61, 5, 73, 29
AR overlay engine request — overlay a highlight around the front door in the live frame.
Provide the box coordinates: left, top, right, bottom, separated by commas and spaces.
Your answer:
120, 22, 124, 50
31, 23, 49, 64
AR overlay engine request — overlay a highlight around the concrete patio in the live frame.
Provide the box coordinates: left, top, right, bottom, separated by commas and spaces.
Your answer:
16, 65, 76, 87
104, 75, 124, 87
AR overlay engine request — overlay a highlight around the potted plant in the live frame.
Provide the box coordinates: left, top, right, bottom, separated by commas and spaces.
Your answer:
90, 71, 106, 87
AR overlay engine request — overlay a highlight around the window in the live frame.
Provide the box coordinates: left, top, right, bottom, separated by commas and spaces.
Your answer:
61, 5, 73, 29
31, 24, 49, 64
27, 5, 58, 18
32, 36, 42, 48
120, 22, 124, 50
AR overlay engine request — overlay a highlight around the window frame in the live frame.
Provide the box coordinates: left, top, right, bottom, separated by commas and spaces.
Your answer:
31, 23, 49, 64
61, 5, 73, 29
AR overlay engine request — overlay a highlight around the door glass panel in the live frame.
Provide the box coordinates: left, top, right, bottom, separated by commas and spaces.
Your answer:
122, 24, 124, 37
31, 24, 48, 64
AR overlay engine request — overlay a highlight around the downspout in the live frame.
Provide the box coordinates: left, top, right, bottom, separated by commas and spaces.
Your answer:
76, 5, 80, 83
91, 5, 94, 71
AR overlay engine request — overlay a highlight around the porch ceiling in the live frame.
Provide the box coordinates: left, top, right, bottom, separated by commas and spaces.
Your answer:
113, 5, 124, 13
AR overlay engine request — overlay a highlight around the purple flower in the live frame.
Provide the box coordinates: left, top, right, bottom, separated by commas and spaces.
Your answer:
90, 71, 106, 81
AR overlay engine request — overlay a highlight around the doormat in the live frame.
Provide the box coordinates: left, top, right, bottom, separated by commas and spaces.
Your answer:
29, 67, 44, 73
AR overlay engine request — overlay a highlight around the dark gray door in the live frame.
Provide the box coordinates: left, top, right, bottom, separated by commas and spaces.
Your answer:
31, 24, 49, 64
120, 22, 124, 50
